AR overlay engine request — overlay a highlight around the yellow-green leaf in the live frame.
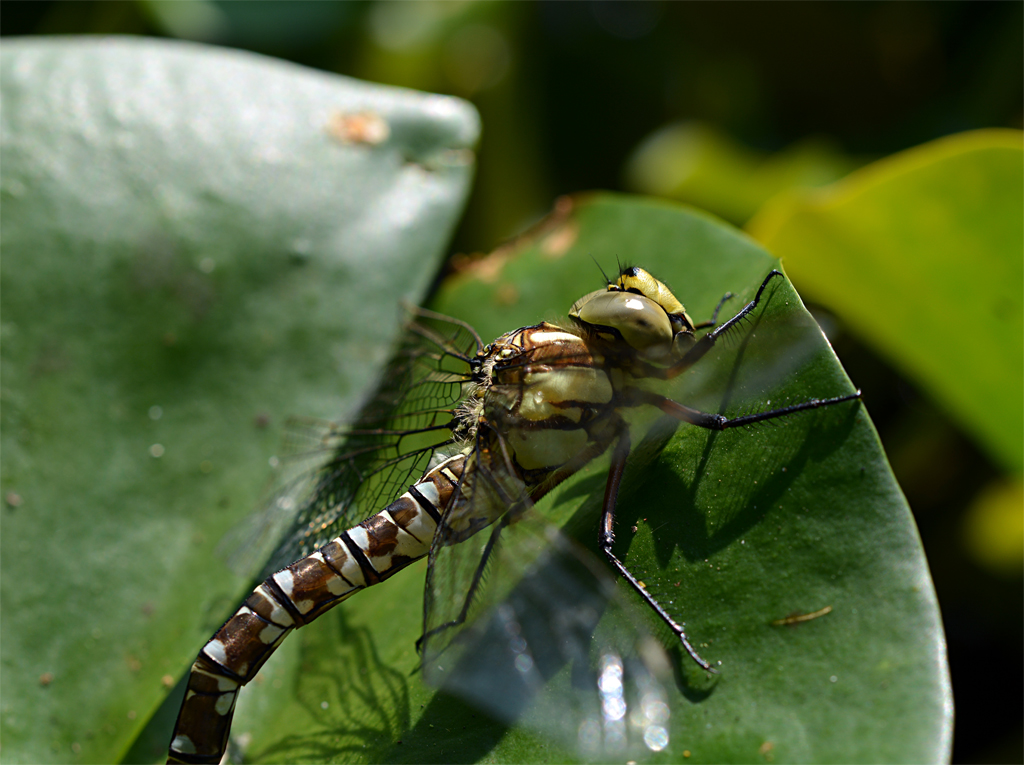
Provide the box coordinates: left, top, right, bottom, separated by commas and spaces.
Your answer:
625, 122, 858, 224
748, 129, 1024, 474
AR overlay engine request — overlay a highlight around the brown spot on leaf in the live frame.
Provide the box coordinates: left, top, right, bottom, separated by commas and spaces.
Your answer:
771, 605, 832, 627
496, 283, 520, 306
326, 111, 390, 145
541, 220, 579, 258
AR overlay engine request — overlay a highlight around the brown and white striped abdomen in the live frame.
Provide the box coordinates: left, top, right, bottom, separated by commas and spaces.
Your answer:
168, 453, 466, 764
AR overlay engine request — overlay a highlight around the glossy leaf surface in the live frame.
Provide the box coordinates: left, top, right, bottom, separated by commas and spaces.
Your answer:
0, 37, 477, 763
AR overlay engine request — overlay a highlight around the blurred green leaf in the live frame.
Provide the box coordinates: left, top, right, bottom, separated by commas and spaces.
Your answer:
353, 1, 544, 248
748, 129, 1024, 474
0, 37, 476, 764
625, 122, 858, 224
233, 194, 951, 763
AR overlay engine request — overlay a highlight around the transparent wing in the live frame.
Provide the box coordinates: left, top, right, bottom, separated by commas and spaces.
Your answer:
422, 504, 677, 761
671, 274, 826, 414
419, 422, 534, 660
223, 307, 484, 580
420, 410, 676, 760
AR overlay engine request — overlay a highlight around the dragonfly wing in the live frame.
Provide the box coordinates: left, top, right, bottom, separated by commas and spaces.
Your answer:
670, 274, 826, 414
421, 461, 676, 760
222, 308, 484, 580
419, 423, 530, 653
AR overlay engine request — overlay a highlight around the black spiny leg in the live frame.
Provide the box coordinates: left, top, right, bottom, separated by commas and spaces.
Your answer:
640, 389, 862, 430
663, 269, 784, 379
598, 431, 716, 673
691, 289, 735, 330
416, 516, 509, 653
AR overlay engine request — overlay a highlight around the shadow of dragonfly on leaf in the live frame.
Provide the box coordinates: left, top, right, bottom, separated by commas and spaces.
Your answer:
246, 609, 411, 764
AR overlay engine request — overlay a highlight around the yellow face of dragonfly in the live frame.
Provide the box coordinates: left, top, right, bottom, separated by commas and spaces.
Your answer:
569, 266, 697, 362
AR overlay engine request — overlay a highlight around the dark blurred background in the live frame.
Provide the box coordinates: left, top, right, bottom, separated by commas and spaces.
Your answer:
3, 2, 1020, 762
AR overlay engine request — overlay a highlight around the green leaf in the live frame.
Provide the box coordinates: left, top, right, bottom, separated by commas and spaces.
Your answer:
624, 122, 858, 224
747, 129, 1024, 474
234, 194, 950, 763
0, 37, 476, 764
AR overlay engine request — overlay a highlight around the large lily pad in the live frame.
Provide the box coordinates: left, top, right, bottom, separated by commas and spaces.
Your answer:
747, 129, 1024, 474
228, 194, 951, 763
0, 37, 477, 764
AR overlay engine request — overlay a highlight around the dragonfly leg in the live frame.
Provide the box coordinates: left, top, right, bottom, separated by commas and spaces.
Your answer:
419, 435, 617, 654
641, 389, 862, 430
598, 430, 717, 673
691, 289, 735, 330
663, 269, 784, 379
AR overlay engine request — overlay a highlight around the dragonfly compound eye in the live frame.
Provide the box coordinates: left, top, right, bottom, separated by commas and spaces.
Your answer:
570, 289, 674, 357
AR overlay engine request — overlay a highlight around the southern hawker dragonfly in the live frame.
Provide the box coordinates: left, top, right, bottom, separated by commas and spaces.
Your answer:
167, 266, 860, 763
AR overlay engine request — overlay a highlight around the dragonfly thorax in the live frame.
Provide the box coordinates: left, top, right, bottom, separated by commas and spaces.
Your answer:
480, 270, 695, 475
570, 266, 697, 364
480, 323, 617, 473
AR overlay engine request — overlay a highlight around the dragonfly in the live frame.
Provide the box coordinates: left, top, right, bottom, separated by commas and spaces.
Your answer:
167, 265, 860, 764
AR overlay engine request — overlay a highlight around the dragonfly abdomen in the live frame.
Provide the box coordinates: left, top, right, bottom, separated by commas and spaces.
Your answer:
168, 454, 466, 764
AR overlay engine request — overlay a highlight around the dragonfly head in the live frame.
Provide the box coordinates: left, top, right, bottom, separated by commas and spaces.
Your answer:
569, 266, 697, 363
